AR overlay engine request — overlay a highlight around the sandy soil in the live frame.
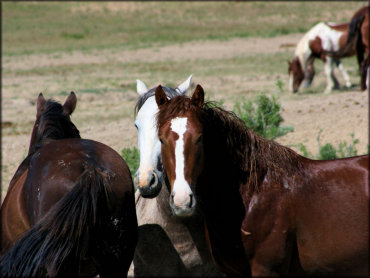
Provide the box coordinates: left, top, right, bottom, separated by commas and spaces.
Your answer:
2, 33, 368, 200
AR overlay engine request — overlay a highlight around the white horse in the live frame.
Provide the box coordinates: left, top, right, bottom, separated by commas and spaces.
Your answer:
288, 22, 353, 94
129, 75, 224, 277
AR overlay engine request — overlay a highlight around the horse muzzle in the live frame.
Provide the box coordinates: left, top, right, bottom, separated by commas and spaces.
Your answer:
169, 192, 196, 217
134, 169, 162, 198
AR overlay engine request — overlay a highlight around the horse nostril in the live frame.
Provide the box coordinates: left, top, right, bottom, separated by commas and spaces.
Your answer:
149, 172, 158, 187
188, 194, 193, 208
170, 193, 174, 206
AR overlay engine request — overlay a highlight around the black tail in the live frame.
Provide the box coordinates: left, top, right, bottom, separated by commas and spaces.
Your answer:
326, 13, 366, 60
0, 166, 111, 277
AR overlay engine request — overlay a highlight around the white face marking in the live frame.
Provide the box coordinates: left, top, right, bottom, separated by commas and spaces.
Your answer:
135, 97, 161, 185
170, 117, 193, 207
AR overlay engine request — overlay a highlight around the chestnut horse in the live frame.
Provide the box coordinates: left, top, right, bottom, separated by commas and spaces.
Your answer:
0, 92, 137, 277
154, 84, 369, 276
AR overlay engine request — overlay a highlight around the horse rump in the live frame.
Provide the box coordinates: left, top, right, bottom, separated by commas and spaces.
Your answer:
0, 165, 136, 277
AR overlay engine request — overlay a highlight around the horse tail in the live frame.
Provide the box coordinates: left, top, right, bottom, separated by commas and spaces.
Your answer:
326, 13, 365, 60
0, 166, 113, 277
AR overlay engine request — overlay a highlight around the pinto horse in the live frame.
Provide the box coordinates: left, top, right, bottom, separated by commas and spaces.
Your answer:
0, 92, 137, 277
130, 76, 223, 276
154, 84, 369, 276
288, 21, 353, 94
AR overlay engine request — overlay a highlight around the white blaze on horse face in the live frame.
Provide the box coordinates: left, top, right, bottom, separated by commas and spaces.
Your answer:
135, 97, 161, 186
170, 117, 193, 207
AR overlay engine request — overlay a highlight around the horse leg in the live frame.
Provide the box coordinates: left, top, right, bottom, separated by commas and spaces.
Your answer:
324, 58, 338, 93
336, 60, 352, 88
303, 57, 315, 88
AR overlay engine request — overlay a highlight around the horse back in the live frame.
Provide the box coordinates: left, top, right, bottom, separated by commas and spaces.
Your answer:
24, 138, 134, 224
293, 155, 368, 274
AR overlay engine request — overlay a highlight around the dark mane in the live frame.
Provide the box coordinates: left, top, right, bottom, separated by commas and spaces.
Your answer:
157, 95, 303, 191
33, 99, 80, 151
135, 85, 183, 114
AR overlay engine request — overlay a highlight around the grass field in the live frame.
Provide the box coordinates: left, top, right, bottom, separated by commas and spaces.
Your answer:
2, 1, 368, 198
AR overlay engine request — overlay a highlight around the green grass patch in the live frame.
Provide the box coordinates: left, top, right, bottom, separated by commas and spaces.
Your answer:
3, 2, 364, 56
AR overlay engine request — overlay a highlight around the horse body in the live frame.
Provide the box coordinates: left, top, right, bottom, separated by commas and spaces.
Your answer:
1, 93, 137, 277
241, 155, 368, 276
130, 77, 224, 276
289, 21, 352, 93
155, 85, 369, 276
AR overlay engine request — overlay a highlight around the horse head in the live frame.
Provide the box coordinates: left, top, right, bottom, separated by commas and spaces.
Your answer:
155, 84, 205, 217
28, 92, 80, 155
134, 75, 192, 198
288, 57, 305, 93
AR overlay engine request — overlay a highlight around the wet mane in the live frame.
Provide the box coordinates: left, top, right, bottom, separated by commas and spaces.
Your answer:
32, 99, 80, 151
135, 85, 183, 114
157, 95, 303, 191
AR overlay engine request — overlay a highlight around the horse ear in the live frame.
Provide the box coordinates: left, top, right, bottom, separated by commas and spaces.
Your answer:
155, 85, 168, 107
36, 92, 46, 118
63, 91, 77, 115
191, 84, 204, 108
177, 74, 193, 94
137, 79, 148, 95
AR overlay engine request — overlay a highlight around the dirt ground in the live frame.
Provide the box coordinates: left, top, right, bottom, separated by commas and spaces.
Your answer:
2, 33, 368, 200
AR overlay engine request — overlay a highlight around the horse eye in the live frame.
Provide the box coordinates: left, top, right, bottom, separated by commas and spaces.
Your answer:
134, 123, 138, 129
159, 138, 164, 145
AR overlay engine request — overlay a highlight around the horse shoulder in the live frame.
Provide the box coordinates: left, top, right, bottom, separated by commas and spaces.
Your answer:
241, 182, 297, 276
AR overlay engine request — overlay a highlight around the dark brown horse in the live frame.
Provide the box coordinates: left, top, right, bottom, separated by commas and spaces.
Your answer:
0, 92, 137, 277
327, 6, 369, 90
154, 84, 369, 276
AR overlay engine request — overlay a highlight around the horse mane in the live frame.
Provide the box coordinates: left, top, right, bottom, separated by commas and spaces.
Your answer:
157, 95, 303, 191
33, 99, 80, 151
135, 85, 183, 114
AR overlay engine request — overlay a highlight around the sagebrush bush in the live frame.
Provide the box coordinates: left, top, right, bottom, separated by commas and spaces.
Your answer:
233, 94, 293, 140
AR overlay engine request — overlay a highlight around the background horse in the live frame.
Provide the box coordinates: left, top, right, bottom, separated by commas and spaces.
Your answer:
288, 20, 353, 94
0, 92, 137, 277
326, 6, 369, 90
130, 76, 223, 276
155, 84, 369, 276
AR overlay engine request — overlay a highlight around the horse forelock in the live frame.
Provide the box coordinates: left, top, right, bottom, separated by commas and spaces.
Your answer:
135, 86, 182, 114
35, 100, 80, 147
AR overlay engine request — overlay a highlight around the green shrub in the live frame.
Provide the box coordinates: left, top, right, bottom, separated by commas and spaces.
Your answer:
318, 143, 337, 160
233, 94, 293, 140
121, 146, 140, 181
298, 132, 361, 160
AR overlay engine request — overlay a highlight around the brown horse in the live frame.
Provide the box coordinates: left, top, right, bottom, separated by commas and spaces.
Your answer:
288, 6, 368, 93
154, 84, 369, 276
0, 92, 137, 277
327, 6, 369, 90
